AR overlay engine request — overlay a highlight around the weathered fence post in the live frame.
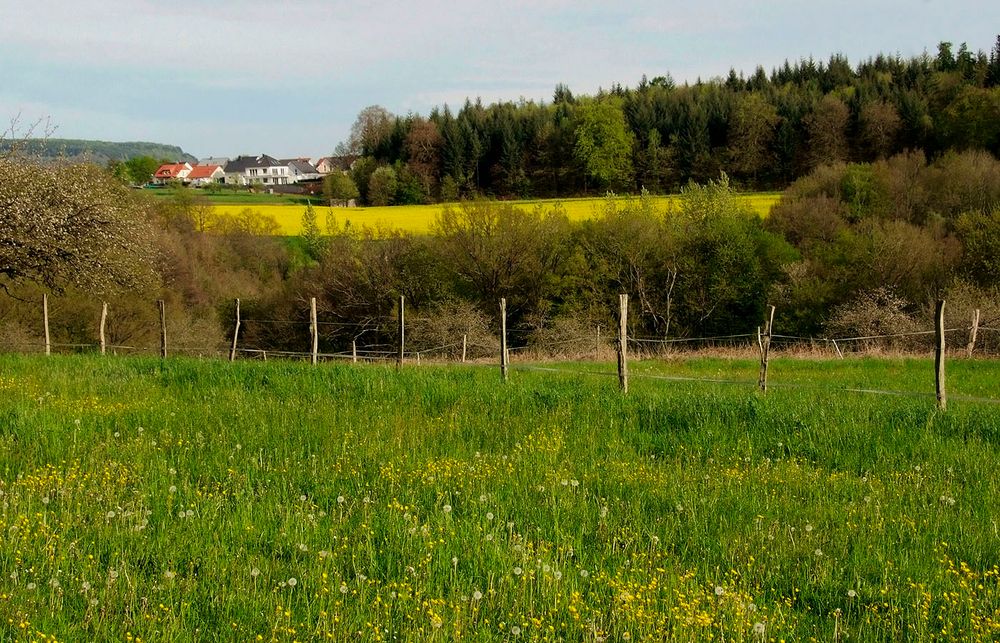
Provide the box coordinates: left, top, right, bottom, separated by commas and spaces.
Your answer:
461, 334, 467, 363
397, 295, 405, 369
967, 308, 980, 358
352, 339, 357, 364
936, 299, 947, 410
158, 299, 167, 358
500, 298, 509, 381
617, 294, 629, 394
43, 294, 51, 356
416, 352, 422, 366
229, 298, 241, 362
757, 305, 776, 393
596, 325, 601, 359
309, 297, 318, 366
99, 302, 108, 355
832, 339, 843, 359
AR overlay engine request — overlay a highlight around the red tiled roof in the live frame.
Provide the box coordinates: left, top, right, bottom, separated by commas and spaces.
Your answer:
154, 163, 189, 178
187, 165, 221, 179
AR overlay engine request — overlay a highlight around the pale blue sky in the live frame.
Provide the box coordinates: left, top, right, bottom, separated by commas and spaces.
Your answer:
1, 0, 997, 159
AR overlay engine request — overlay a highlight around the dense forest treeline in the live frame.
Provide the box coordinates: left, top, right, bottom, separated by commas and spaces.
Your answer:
0, 138, 196, 165
3, 148, 1000, 358
335, 38, 1000, 204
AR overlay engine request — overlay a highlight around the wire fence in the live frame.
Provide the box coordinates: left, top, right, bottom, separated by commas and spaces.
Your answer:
6, 296, 1000, 407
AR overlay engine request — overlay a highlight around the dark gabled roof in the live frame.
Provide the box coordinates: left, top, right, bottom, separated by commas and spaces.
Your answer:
224, 154, 283, 173
281, 159, 319, 175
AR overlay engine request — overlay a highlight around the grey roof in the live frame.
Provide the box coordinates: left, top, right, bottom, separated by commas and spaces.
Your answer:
281, 159, 319, 175
224, 154, 284, 173
199, 157, 230, 166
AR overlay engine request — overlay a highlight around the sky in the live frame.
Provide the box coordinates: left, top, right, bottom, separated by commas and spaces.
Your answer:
1, 0, 998, 160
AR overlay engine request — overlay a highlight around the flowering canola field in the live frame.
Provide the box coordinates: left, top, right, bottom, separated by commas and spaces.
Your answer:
2, 355, 999, 641
212, 193, 781, 236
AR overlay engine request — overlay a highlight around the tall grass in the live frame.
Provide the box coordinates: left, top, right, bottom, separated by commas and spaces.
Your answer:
0, 354, 998, 641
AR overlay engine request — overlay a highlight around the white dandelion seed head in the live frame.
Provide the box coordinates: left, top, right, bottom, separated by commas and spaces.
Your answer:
753, 622, 766, 635
554, 571, 562, 580
299, 495, 307, 502
472, 590, 483, 600
848, 589, 857, 598
513, 566, 523, 576
715, 585, 725, 596
511, 625, 521, 636
251, 568, 260, 577
805, 524, 813, 532
452, 557, 458, 566
168, 485, 177, 494
580, 569, 589, 578
339, 583, 348, 594
81, 581, 90, 591
815, 548, 823, 557
479, 494, 487, 502
337, 495, 345, 504
26, 582, 36, 590
185, 509, 194, 517
486, 512, 494, 521
106, 511, 115, 519
485, 534, 493, 541
443, 504, 452, 513
298, 543, 308, 552
164, 570, 175, 579
287, 577, 297, 587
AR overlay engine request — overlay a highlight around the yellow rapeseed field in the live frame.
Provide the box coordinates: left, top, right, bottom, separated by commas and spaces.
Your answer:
212, 193, 781, 235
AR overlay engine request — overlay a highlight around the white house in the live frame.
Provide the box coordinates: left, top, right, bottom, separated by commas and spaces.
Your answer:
223, 155, 290, 186
186, 164, 225, 186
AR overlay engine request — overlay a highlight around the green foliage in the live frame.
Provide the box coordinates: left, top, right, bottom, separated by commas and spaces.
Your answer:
368, 166, 398, 206
301, 204, 322, 259
323, 172, 359, 207
573, 97, 635, 187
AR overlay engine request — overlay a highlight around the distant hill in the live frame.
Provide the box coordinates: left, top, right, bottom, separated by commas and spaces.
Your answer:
0, 138, 197, 164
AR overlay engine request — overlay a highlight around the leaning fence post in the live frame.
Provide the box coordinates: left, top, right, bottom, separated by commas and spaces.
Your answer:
42, 294, 51, 356
397, 295, 405, 369
309, 297, 318, 365
757, 305, 776, 393
500, 298, 509, 381
617, 294, 629, 394
229, 298, 241, 362
967, 308, 980, 358
99, 302, 108, 355
462, 334, 467, 363
936, 299, 947, 410
158, 299, 167, 359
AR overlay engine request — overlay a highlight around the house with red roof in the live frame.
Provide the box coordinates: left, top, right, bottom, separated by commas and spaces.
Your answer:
186, 164, 225, 186
153, 162, 193, 184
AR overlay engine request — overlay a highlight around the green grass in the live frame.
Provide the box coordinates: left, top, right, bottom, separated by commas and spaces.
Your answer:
1, 354, 999, 641
144, 187, 322, 206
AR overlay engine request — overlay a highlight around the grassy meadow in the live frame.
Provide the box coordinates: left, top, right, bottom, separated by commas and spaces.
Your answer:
1, 354, 999, 641
207, 193, 781, 235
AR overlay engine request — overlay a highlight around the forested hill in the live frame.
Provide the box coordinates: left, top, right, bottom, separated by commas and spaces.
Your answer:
0, 138, 196, 164
343, 37, 1000, 203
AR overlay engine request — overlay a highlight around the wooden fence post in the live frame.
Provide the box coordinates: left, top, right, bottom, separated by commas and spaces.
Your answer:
397, 295, 405, 369
41, 294, 51, 356
229, 298, 241, 362
158, 299, 167, 359
352, 340, 357, 364
757, 305, 776, 393
462, 334, 467, 363
936, 299, 947, 410
617, 294, 628, 394
500, 298, 509, 381
309, 297, 318, 366
596, 325, 601, 359
99, 302, 108, 355
967, 308, 980, 358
